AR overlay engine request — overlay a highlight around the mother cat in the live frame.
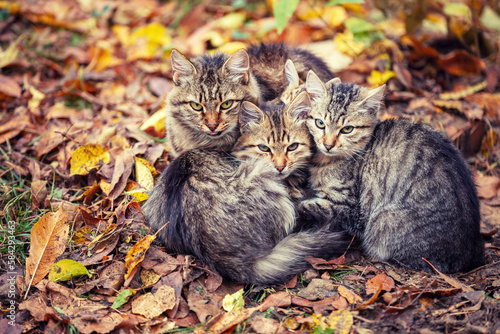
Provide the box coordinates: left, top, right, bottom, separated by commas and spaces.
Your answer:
165, 43, 334, 157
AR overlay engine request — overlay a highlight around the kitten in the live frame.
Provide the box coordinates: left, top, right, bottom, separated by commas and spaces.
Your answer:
232, 90, 314, 202
165, 44, 334, 157
299, 72, 485, 273
142, 149, 350, 285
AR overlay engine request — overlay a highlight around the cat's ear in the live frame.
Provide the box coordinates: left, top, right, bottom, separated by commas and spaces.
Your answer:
326, 77, 341, 85
284, 59, 300, 88
305, 70, 327, 102
171, 49, 196, 85
239, 101, 264, 129
287, 91, 311, 121
361, 85, 386, 114
223, 49, 250, 84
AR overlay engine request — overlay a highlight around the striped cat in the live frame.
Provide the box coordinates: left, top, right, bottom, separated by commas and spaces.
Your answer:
142, 149, 350, 285
299, 72, 485, 273
165, 43, 334, 157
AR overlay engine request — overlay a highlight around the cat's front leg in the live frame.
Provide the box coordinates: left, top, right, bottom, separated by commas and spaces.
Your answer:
299, 194, 335, 217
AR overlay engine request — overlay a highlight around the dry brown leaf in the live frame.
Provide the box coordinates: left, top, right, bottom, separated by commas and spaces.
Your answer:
131, 285, 176, 318
475, 173, 500, 199
365, 273, 395, 295
31, 180, 48, 209
337, 285, 363, 304
0, 74, 21, 98
25, 208, 69, 297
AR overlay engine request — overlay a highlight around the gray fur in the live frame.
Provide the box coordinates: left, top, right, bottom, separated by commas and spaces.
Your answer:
143, 150, 350, 284
301, 80, 484, 273
165, 44, 334, 157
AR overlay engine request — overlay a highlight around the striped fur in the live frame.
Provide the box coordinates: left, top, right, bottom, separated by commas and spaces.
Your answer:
165, 44, 334, 157
142, 150, 351, 284
300, 74, 485, 273
232, 92, 315, 202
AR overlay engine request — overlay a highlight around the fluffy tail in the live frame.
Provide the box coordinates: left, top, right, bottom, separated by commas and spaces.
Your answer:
251, 227, 351, 285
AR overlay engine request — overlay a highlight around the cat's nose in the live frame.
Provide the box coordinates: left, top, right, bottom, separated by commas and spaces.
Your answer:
276, 166, 285, 173
324, 144, 333, 151
207, 124, 218, 131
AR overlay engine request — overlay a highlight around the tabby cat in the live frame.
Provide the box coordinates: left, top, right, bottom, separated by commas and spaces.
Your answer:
165, 43, 334, 157
142, 149, 350, 285
299, 72, 484, 273
232, 90, 314, 202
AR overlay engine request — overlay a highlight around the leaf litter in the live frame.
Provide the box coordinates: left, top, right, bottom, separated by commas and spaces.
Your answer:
0, 0, 499, 333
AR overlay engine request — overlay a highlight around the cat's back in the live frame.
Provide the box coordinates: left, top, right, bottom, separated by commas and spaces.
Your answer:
359, 118, 483, 272
247, 43, 334, 101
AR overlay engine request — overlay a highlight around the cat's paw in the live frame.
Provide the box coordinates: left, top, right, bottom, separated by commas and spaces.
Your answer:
299, 198, 333, 216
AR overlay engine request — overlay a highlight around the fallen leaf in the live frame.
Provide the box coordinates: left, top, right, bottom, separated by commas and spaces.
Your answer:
337, 285, 363, 304
25, 208, 69, 296
222, 288, 245, 312
366, 273, 395, 295
135, 158, 154, 190
48, 259, 90, 282
70, 144, 111, 177
475, 173, 500, 199
124, 234, 156, 281
31, 180, 48, 209
112, 288, 134, 309
0, 74, 21, 98
131, 285, 176, 318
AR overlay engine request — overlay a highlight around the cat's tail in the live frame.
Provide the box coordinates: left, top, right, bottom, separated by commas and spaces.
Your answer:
251, 226, 352, 285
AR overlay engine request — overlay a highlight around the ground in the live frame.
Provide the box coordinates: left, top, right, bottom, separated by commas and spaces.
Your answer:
0, 0, 499, 333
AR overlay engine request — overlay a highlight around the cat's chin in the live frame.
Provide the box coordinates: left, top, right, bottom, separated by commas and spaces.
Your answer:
206, 131, 223, 136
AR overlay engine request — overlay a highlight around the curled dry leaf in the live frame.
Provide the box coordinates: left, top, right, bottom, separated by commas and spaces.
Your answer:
124, 234, 156, 281
25, 208, 69, 297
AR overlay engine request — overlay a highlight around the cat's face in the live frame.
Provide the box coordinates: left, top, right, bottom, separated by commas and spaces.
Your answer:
233, 91, 313, 178
167, 49, 259, 138
305, 72, 385, 158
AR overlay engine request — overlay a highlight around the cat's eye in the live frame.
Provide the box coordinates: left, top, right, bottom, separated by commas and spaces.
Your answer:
340, 125, 354, 134
287, 143, 299, 151
220, 100, 234, 110
315, 119, 325, 129
258, 144, 270, 152
189, 101, 203, 111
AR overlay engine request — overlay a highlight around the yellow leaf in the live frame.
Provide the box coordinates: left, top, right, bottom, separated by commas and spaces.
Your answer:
25, 208, 69, 296
28, 86, 45, 114
112, 25, 131, 47
100, 179, 112, 196
124, 235, 156, 281
0, 35, 21, 69
140, 108, 166, 136
70, 144, 111, 176
48, 259, 90, 282
135, 158, 155, 190
214, 12, 246, 30
216, 42, 248, 54
311, 310, 353, 334
222, 288, 245, 312
89, 42, 124, 72
323, 6, 348, 28
367, 70, 396, 87
334, 31, 366, 57
127, 22, 171, 61
140, 269, 161, 286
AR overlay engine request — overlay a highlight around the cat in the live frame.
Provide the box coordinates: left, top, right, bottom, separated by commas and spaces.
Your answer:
142, 149, 351, 285
232, 90, 314, 202
299, 72, 485, 273
165, 43, 334, 157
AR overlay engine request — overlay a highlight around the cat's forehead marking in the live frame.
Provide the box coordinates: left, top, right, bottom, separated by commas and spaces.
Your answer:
326, 83, 361, 121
